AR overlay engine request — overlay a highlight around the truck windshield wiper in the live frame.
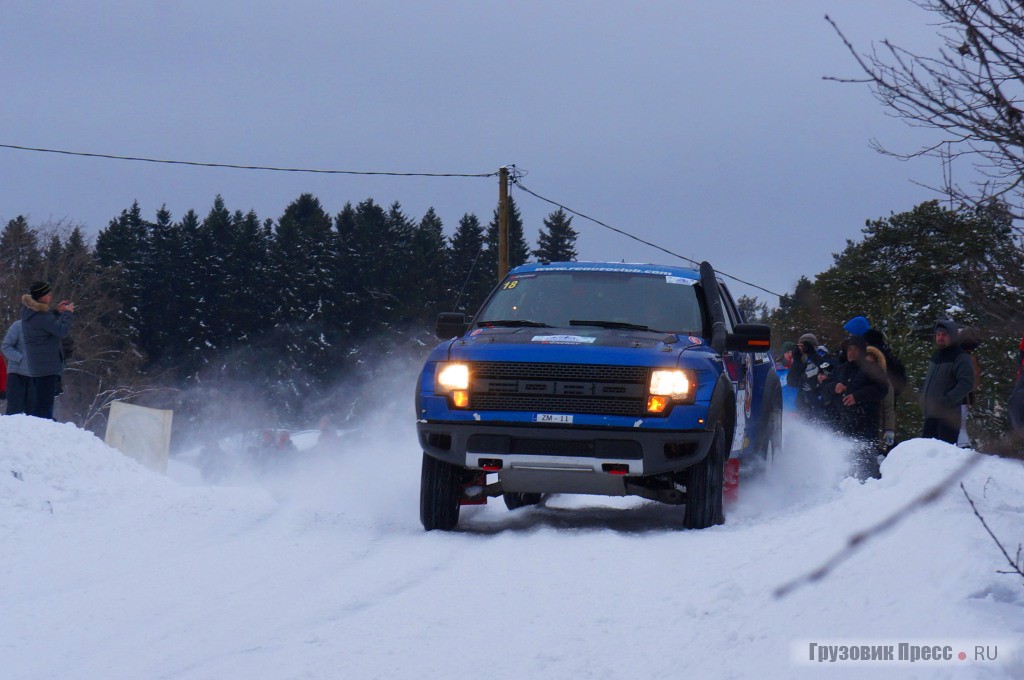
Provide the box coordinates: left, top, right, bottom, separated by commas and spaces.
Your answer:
478, 319, 553, 328
570, 319, 658, 332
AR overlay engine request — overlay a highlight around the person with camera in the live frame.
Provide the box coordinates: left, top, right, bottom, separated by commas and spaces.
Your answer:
785, 333, 830, 422
20, 281, 75, 420
822, 335, 890, 479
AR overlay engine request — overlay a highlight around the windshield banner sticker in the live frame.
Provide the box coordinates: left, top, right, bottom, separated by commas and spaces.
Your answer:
666, 276, 698, 286
531, 335, 598, 344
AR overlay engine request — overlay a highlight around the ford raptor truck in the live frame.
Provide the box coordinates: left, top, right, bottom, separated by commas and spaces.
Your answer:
416, 261, 782, 531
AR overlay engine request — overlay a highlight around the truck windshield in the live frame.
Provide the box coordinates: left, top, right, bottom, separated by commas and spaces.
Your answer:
475, 269, 705, 335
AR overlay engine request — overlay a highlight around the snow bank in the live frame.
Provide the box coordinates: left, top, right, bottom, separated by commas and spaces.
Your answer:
1, 414, 1022, 679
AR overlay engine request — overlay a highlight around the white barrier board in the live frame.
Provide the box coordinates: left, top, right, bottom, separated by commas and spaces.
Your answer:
104, 401, 173, 474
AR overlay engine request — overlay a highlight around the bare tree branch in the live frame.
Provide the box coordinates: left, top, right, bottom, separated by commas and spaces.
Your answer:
960, 482, 1024, 580
827, 3, 1024, 220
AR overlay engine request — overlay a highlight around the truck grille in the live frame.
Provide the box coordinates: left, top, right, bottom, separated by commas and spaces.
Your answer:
469, 362, 648, 417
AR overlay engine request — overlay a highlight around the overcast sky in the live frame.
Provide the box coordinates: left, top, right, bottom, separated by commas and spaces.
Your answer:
2, 1, 953, 303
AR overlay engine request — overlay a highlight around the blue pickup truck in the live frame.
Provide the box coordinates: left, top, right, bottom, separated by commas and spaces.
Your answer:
416, 261, 781, 530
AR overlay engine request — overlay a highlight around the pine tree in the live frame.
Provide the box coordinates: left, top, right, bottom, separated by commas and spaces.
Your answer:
447, 213, 491, 314
335, 198, 391, 338
44, 234, 63, 271
137, 205, 184, 366
174, 209, 206, 377
61, 227, 93, 295
533, 208, 578, 262
385, 201, 417, 323
229, 209, 271, 342
736, 295, 769, 324
265, 194, 337, 417
0, 216, 42, 330
95, 201, 149, 338
194, 196, 237, 349
407, 207, 450, 324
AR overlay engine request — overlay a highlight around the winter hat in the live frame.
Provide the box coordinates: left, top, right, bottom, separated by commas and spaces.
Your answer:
958, 326, 981, 351
845, 335, 868, 352
934, 319, 959, 336
862, 327, 887, 348
29, 281, 51, 301
798, 333, 818, 347
842, 316, 871, 337
780, 341, 796, 353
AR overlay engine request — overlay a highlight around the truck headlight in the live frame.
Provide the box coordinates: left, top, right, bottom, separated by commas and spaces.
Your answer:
648, 369, 696, 412
436, 363, 470, 391
436, 362, 470, 408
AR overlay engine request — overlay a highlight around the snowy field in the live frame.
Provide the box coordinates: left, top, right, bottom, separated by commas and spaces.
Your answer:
2, 409, 1023, 679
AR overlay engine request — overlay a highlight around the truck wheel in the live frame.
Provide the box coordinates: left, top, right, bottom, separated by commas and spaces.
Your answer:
757, 402, 783, 472
503, 491, 542, 510
684, 424, 726, 529
420, 453, 463, 531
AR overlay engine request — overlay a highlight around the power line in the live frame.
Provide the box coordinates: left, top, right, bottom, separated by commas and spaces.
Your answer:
510, 174, 784, 299
3, 142, 783, 297
0, 143, 498, 178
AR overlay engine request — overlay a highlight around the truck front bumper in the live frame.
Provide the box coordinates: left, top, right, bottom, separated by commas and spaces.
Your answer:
417, 420, 715, 478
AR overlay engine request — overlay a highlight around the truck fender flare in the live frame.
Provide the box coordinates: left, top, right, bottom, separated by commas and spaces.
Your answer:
754, 369, 782, 450
708, 372, 736, 451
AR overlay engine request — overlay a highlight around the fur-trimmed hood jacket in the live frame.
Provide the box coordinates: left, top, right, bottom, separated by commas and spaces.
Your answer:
20, 294, 74, 378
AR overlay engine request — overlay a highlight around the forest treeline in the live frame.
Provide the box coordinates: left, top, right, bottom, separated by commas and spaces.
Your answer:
2, 194, 1022, 447
0, 194, 579, 439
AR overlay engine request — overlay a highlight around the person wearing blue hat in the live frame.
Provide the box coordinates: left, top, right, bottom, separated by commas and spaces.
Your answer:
843, 316, 871, 337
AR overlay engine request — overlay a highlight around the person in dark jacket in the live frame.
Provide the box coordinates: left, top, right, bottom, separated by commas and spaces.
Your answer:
920, 319, 974, 444
862, 326, 908, 397
786, 333, 828, 421
20, 281, 75, 420
776, 341, 796, 370
2, 320, 30, 415
823, 335, 889, 479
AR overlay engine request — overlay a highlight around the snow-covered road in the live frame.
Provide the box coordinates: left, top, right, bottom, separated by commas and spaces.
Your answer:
2, 413, 1021, 679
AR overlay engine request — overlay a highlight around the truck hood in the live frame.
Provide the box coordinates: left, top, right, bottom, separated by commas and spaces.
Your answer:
443, 326, 708, 365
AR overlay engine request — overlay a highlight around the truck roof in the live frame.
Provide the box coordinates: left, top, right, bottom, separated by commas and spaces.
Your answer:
510, 261, 701, 280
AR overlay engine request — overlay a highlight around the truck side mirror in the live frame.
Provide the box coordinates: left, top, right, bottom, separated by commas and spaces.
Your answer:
436, 312, 469, 339
726, 323, 772, 353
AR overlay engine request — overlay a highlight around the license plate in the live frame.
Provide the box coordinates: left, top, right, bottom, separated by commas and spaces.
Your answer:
535, 413, 573, 424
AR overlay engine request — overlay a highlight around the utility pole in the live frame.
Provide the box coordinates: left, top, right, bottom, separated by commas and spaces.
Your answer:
498, 166, 509, 280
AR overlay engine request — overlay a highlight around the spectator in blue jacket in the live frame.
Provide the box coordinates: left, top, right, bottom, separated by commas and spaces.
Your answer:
2, 320, 30, 415
20, 282, 75, 420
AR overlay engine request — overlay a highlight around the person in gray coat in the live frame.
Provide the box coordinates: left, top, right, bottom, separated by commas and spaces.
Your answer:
20, 281, 75, 420
920, 319, 975, 444
2, 320, 30, 415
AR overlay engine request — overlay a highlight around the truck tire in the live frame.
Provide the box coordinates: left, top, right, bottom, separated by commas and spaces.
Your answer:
684, 424, 726, 529
420, 453, 463, 531
755, 395, 783, 472
503, 491, 542, 510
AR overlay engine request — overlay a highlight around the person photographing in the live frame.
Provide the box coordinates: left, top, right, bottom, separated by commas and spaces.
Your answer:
21, 281, 75, 420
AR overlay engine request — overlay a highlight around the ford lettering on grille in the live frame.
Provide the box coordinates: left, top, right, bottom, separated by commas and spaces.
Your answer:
469, 362, 647, 416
